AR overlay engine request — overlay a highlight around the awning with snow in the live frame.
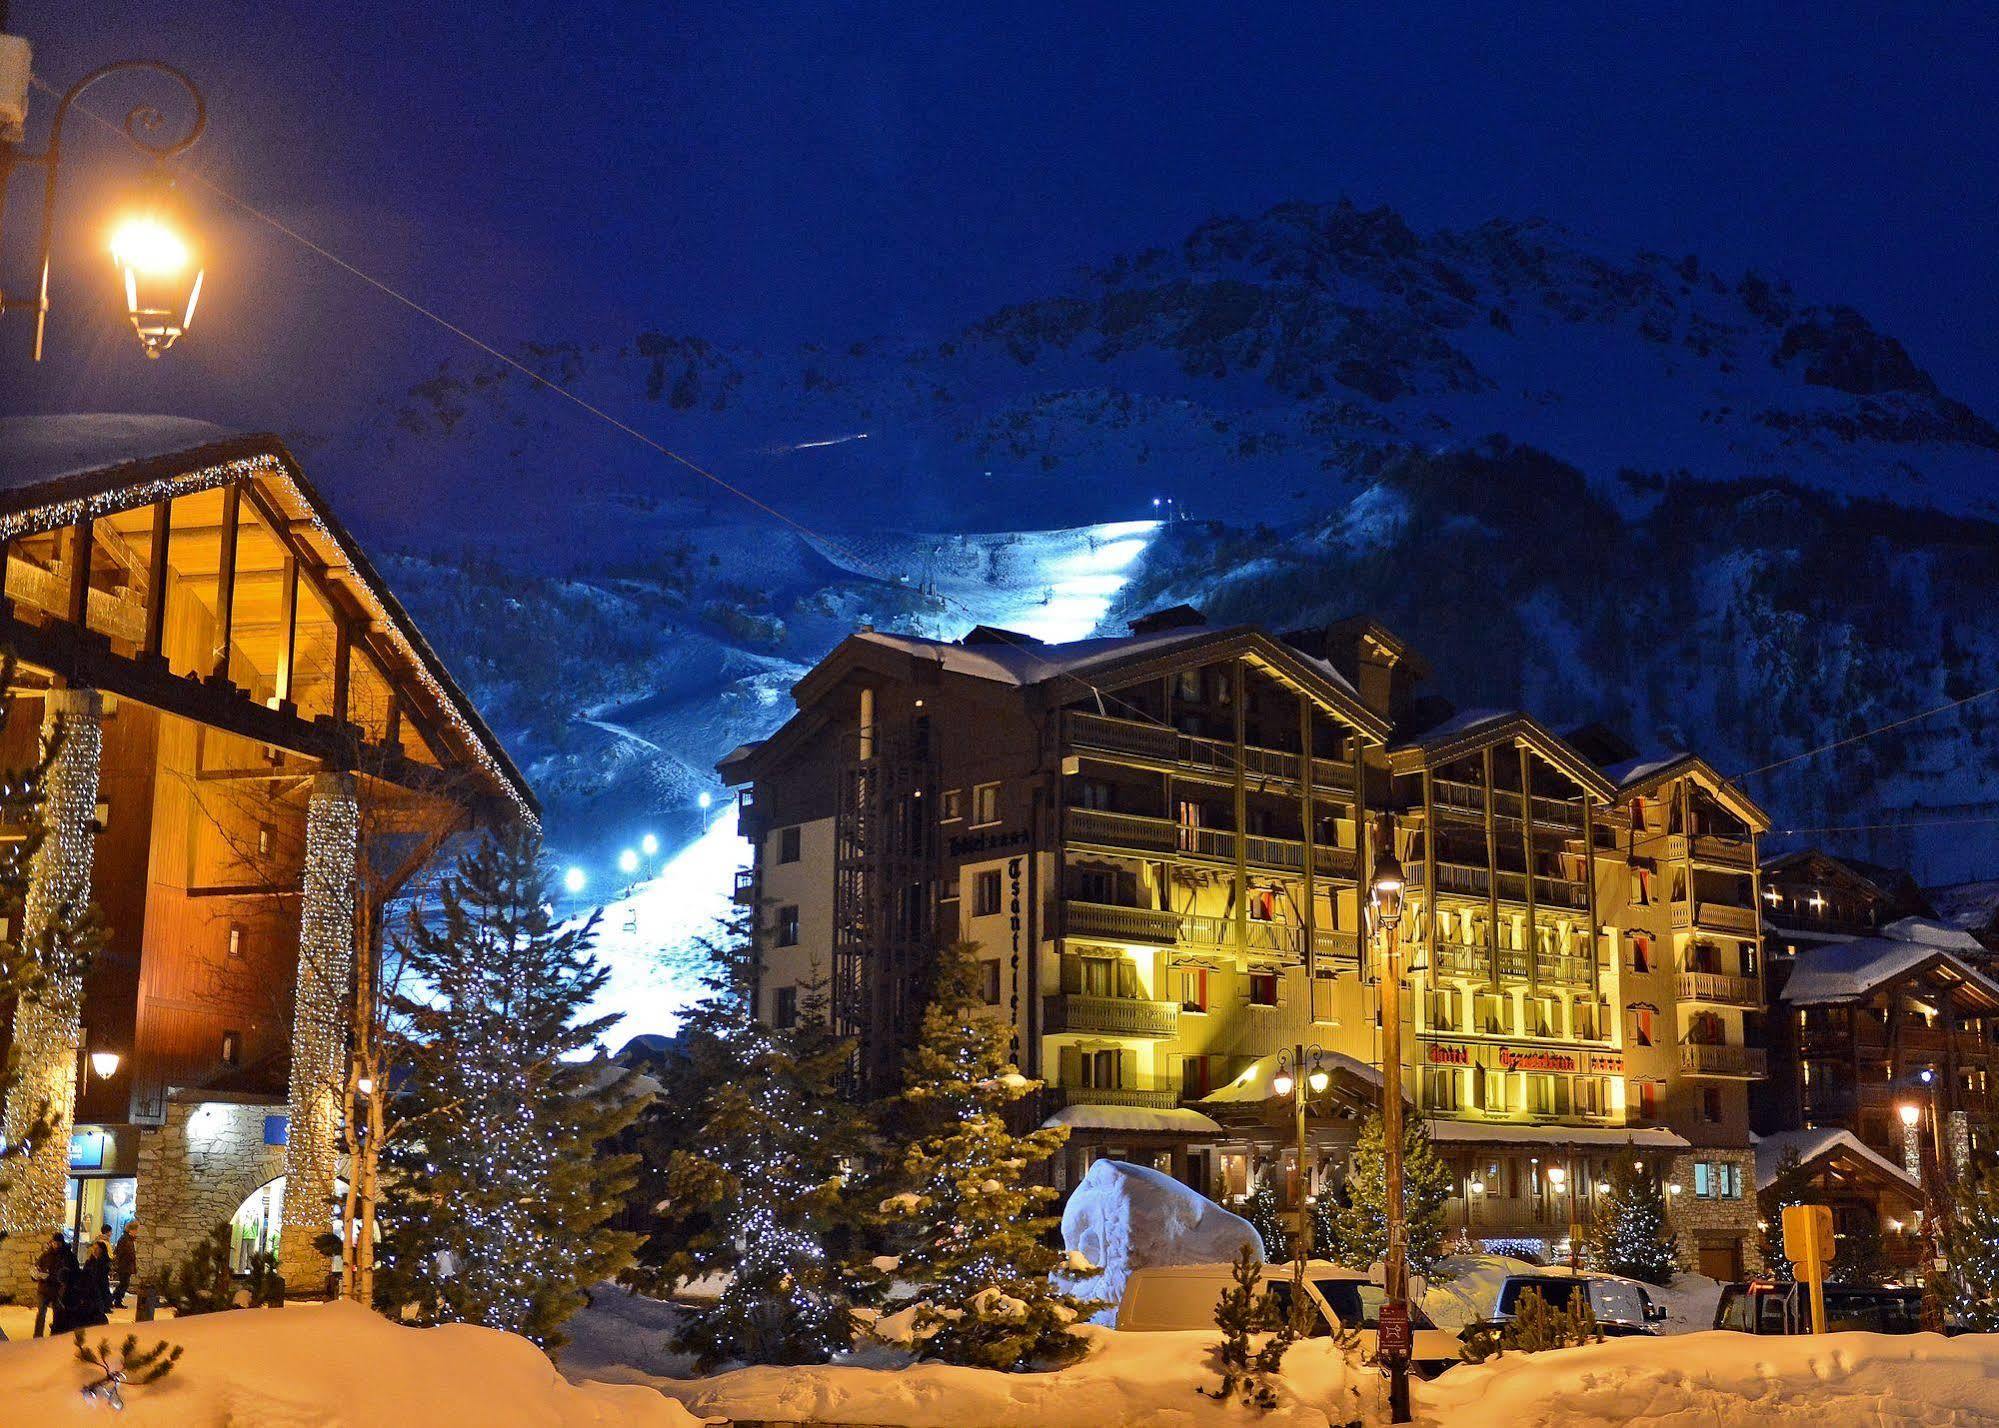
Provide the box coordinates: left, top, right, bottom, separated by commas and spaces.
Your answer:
1423, 1121, 1691, 1152
1041, 1104, 1225, 1137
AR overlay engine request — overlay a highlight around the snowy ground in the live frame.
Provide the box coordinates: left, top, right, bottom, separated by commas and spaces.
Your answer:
0, 1299, 703, 1427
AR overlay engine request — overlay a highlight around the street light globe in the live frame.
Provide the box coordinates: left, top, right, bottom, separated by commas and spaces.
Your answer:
618, 848, 640, 875
1546, 1165, 1567, 1189
1369, 852, 1407, 930
563, 866, 587, 894
1900, 1102, 1922, 1128
1307, 1067, 1331, 1094
108, 175, 203, 358
640, 833, 660, 856
697, 791, 713, 810
1272, 1068, 1295, 1098
89, 1050, 121, 1079
1468, 1178, 1486, 1196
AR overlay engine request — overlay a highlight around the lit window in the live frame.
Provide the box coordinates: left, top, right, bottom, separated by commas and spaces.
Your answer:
772, 986, 798, 1029
973, 869, 1003, 917
973, 783, 1000, 825
941, 789, 964, 822
220, 1030, 242, 1067
227, 924, 246, 961
980, 960, 1002, 1006
777, 826, 801, 864
1248, 971, 1279, 1007
1178, 968, 1210, 1013
776, 905, 801, 947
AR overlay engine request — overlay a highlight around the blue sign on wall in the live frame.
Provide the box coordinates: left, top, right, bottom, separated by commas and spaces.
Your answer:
263, 1115, 290, 1147
68, 1129, 105, 1170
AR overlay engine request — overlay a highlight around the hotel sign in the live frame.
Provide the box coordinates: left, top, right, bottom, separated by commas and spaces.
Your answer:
948, 828, 1031, 857
1424, 1042, 1624, 1075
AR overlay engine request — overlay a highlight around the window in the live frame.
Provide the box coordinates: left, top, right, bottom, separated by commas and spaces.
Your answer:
772, 985, 799, 1029
972, 782, 1001, 826
1424, 1067, 1461, 1111
973, 869, 1003, 917
1248, 971, 1280, 1007
1476, 992, 1510, 1036
1634, 1080, 1659, 1121
1175, 669, 1201, 702
1427, 989, 1458, 1032
1699, 1086, 1724, 1124
1528, 1074, 1568, 1116
1178, 968, 1210, 1013
256, 823, 275, 857
1693, 1160, 1742, 1199
1477, 1066, 1511, 1113
226, 924, 246, 962
1632, 1006, 1656, 1047
1628, 866, 1653, 906
777, 826, 801, 864
776, 905, 801, 947
980, 960, 1002, 1006
220, 1030, 242, 1067
1629, 934, 1653, 975
1181, 1054, 1220, 1099
1576, 1077, 1607, 1117
1076, 780, 1115, 811
941, 788, 964, 822
1528, 997, 1558, 1038
1572, 1000, 1598, 1041
1081, 1049, 1123, 1088
1246, 885, 1278, 922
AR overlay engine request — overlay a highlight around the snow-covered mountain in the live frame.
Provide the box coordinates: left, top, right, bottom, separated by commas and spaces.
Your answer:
308, 199, 1999, 888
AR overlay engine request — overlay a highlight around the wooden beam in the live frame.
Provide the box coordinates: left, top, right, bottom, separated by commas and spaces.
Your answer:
274, 556, 298, 704
212, 483, 240, 678
332, 621, 351, 730
65, 519, 92, 628
143, 500, 170, 658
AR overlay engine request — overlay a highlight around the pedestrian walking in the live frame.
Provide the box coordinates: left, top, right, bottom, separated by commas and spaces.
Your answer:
31, 1233, 66, 1338
111, 1221, 138, 1309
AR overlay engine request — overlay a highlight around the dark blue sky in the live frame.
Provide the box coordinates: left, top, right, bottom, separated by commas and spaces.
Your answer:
8, 1, 1999, 428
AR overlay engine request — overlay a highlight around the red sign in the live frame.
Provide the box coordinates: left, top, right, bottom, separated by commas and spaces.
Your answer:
1588, 1053, 1625, 1074
1426, 1044, 1471, 1065
1376, 1300, 1412, 1359
1499, 1047, 1576, 1073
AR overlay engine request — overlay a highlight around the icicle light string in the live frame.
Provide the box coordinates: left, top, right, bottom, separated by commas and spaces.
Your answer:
51, 74, 1999, 798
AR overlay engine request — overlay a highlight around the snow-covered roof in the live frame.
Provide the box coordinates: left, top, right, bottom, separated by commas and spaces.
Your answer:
1040, 1104, 1224, 1136
1200, 1049, 1384, 1105
0, 413, 233, 495
1754, 1128, 1918, 1195
854, 625, 1220, 687
1599, 751, 1689, 789
1423, 1121, 1691, 1151
1779, 922, 1999, 1006
1389, 708, 1615, 798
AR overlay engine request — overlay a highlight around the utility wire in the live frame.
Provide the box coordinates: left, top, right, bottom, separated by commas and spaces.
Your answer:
1729, 683, 1999, 784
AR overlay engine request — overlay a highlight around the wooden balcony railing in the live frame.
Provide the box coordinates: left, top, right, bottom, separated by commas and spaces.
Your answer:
1043, 993, 1180, 1039
1066, 807, 1356, 878
1064, 711, 1356, 792
1680, 1042, 1768, 1079
1066, 901, 1183, 946
1045, 1083, 1183, 1110
1677, 970, 1760, 1007
1672, 900, 1761, 936
1668, 833, 1756, 869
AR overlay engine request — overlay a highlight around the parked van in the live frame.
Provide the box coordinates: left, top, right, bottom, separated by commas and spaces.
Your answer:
1714, 1280, 1926, 1335
1476, 1271, 1667, 1338
1115, 1260, 1461, 1376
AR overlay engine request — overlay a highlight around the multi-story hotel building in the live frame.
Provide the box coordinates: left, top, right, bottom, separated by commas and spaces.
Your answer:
720, 609, 1765, 1276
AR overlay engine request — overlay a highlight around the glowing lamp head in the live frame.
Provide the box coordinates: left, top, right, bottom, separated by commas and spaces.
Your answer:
1271, 1064, 1295, 1098
618, 848, 640, 875
1468, 1178, 1486, 1196
355, 1076, 374, 1096
1900, 1102, 1922, 1128
1370, 852, 1407, 931
1546, 1165, 1567, 1189
640, 833, 659, 856
697, 791, 713, 810
88, 1050, 121, 1079
109, 174, 203, 359
1307, 1066, 1331, 1094
563, 866, 587, 894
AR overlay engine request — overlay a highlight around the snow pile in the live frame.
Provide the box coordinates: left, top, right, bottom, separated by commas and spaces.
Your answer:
1055, 1160, 1264, 1314
0, 1299, 705, 1427
599, 1326, 1363, 1428
1420, 1328, 1999, 1426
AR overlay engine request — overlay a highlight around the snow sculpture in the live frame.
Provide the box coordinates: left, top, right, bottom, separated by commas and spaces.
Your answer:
1055, 1159, 1265, 1319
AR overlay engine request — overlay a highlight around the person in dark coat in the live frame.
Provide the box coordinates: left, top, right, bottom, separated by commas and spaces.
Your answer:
31, 1233, 67, 1338
45, 1241, 81, 1335
111, 1222, 138, 1308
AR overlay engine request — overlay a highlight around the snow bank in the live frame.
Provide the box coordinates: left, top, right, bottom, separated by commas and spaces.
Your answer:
0, 1299, 705, 1427
608, 1326, 1364, 1427
1418, 1328, 1999, 1426
1056, 1159, 1264, 1312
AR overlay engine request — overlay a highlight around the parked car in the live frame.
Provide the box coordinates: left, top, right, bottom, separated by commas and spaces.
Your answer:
1115, 1259, 1462, 1376
1713, 1280, 1925, 1335
1475, 1271, 1668, 1338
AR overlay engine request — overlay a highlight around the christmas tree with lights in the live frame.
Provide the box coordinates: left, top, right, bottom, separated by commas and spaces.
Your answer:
1942, 1179, 1999, 1331
1321, 1112, 1454, 1278
1586, 1147, 1678, 1285
1757, 1145, 1815, 1282
375, 828, 641, 1348
659, 951, 873, 1369
874, 940, 1089, 1370
1243, 1176, 1293, 1263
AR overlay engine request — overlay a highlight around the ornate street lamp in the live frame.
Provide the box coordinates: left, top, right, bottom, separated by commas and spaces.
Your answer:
0, 51, 208, 359
1369, 837, 1412, 1424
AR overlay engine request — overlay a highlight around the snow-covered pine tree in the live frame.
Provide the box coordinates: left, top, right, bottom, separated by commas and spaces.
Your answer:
375, 827, 641, 1348
1241, 1176, 1292, 1264
659, 955, 873, 1369
1586, 1147, 1678, 1285
1757, 1146, 1815, 1282
875, 940, 1089, 1370
1942, 1182, 1999, 1331
1830, 1214, 1895, 1286
1322, 1112, 1454, 1278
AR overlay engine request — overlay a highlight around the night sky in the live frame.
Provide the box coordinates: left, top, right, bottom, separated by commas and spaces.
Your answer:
6, 2, 1998, 434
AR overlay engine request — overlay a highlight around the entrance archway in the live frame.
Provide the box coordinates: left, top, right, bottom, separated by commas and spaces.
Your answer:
229, 1175, 349, 1274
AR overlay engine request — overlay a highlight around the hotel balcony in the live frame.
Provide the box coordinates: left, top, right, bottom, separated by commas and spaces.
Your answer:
1063, 710, 1356, 793
1065, 806, 1357, 879
1043, 1081, 1183, 1111
732, 868, 759, 906
1679, 1042, 1768, 1079
1671, 900, 1761, 936
1431, 778, 1584, 830
1043, 993, 1181, 1039
1407, 861, 1591, 912
1676, 970, 1760, 1007
1667, 833, 1757, 870
1066, 900, 1182, 947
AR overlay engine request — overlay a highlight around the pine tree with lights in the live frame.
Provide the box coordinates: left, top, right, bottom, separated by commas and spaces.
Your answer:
1242, 1176, 1292, 1264
1322, 1112, 1454, 1278
1586, 1147, 1678, 1285
374, 827, 641, 1348
874, 940, 1089, 1370
1830, 1214, 1894, 1286
1941, 1181, 1999, 1331
1757, 1146, 1815, 1283
658, 952, 872, 1369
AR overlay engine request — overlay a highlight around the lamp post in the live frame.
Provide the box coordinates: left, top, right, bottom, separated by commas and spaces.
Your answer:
1370, 839, 1412, 1424
0, 37, 208, 358
1900, 1087, 1950, 1333
1272, 1043, 1334, 1276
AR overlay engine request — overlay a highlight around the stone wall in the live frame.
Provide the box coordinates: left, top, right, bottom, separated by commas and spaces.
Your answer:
1664, 1147, 1761, 1276
135, 1098, 287, 1287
